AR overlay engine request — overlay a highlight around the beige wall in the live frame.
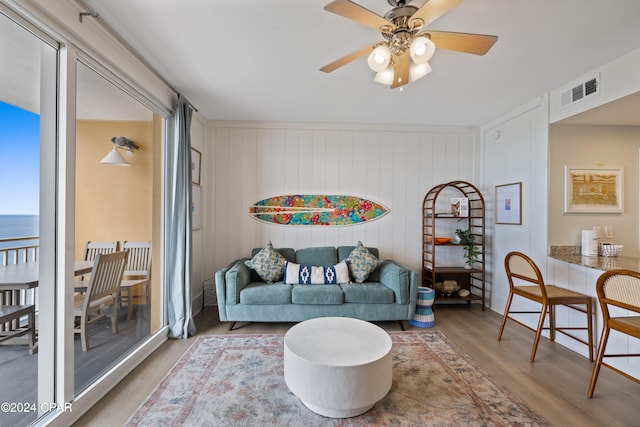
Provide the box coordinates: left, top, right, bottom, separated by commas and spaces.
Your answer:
75, 120, 153, 258
549, 124, 640, 257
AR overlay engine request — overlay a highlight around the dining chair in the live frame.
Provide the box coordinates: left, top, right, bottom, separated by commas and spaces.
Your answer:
119, 241, 152, 320
77, 241, 119, 282
74, 250, 127, 352
0, 304, 36, 354
498, 251, 594, 362
588, 269, 640, 397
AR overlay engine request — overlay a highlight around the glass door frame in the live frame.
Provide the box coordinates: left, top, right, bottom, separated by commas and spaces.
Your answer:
1, 2, 175, 423
0, 4, 62, 420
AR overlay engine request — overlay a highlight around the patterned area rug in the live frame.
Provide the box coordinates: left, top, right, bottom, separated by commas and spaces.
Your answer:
126, 331, 548, 426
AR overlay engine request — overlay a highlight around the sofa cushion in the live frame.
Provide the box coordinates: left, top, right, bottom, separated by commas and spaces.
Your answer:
240, 283, 292, 305
284, 261, 350, 285
340, 282, 395, 304
291, 285, 344, 304
295, 246, 338, 266
245, 241, 287, 283
344, 241, 382, 283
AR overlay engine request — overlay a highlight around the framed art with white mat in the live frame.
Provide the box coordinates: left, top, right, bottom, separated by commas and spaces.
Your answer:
495, 182, 522, 225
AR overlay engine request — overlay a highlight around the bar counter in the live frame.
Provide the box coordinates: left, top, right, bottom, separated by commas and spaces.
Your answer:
549, 246, 640, 272
546, 246, 640, 370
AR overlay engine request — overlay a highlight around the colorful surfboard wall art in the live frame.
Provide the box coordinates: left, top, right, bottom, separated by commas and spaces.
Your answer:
249, 194, 389, 226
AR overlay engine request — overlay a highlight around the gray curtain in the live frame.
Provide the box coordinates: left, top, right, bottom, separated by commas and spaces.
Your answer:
166, 94, 196, 338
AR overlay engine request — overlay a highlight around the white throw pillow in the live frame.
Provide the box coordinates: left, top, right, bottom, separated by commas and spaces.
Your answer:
283, 261, 350, 285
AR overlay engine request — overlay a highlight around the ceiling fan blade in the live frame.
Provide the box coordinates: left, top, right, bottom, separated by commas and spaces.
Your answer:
390, 53, 409, 89
423, 31, 498, 55
320, 45, 374, 73
410, 0, 463, 28
324, 0, 392, 31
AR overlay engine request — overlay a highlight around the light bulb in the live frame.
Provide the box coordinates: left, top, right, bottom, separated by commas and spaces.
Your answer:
367, 45, 391, 72
410, 61, 432, 81
374, 65, 394, 85
409, 36, 435, 65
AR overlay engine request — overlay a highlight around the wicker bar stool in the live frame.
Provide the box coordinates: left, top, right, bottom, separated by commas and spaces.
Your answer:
498, 251, 594, 362
588, 269, 640, 397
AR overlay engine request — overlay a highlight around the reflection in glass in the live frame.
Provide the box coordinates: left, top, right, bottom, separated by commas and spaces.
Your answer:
74, 62, 158, 394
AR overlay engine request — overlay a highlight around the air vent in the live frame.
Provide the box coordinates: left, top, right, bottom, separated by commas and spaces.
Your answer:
584, 77, 598, 96
572, 85, 584, 102
560, 74, 600, 107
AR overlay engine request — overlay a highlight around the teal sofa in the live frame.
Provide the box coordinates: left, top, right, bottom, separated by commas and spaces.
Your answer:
215, 245, 419, 330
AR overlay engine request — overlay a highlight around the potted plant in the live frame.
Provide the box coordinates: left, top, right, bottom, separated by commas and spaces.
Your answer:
455, 228, 480, 269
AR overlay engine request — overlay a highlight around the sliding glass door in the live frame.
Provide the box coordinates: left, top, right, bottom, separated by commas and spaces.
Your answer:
74, 61, 163, 394
1, 6, 168, 424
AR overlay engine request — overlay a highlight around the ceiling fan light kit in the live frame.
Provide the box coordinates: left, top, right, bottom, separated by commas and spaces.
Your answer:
321, 0, 498, 90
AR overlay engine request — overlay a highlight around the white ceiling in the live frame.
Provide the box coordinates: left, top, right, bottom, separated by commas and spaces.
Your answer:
0, 12, 41, 114
0, 11, 152, 121
79, 0, 640, 127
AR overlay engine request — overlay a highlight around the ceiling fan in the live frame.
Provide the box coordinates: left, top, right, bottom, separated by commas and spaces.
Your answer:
320, 0, 498, 89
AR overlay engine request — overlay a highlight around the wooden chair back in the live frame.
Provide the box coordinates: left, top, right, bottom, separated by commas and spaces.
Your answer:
122, 241, 152, 278
504, 251, 548, 299
82, 251, 127, 312
596, 269, 640, 336
83, 241, 119, 261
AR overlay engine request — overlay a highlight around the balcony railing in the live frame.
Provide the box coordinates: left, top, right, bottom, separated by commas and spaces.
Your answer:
0, 236, 39, 310
0, 236, 39, 267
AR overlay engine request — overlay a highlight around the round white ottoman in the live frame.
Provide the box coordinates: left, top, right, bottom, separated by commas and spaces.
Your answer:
284, 317, 393, 418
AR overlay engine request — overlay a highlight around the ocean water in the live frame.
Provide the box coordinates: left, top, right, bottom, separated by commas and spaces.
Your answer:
0, 215, 39, 249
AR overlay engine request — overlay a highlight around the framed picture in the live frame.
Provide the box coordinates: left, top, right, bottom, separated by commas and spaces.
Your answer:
496, 182, 522, 225
191, 148, 202, 185
564, 165, 623, 213
450, 197, 469, 217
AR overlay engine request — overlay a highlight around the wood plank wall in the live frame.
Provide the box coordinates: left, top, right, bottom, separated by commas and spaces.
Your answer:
208, 122, 478, 276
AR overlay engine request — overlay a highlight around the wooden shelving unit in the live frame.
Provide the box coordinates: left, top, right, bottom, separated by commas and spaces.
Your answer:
422, 180, 485, 310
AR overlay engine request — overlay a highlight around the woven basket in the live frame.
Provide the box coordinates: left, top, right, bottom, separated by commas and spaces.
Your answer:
599, 244, 623, 257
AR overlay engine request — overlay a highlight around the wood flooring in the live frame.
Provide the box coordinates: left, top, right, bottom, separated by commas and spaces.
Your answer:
73, 305, 640, 427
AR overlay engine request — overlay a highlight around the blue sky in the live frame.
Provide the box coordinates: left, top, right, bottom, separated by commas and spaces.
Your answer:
0, 101, 40, 215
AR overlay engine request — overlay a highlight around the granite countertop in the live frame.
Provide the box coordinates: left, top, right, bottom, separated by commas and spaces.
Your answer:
549, 246, 640, 272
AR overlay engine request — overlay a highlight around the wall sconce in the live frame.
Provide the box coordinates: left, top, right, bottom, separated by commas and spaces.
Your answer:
100, 136, 139, 166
